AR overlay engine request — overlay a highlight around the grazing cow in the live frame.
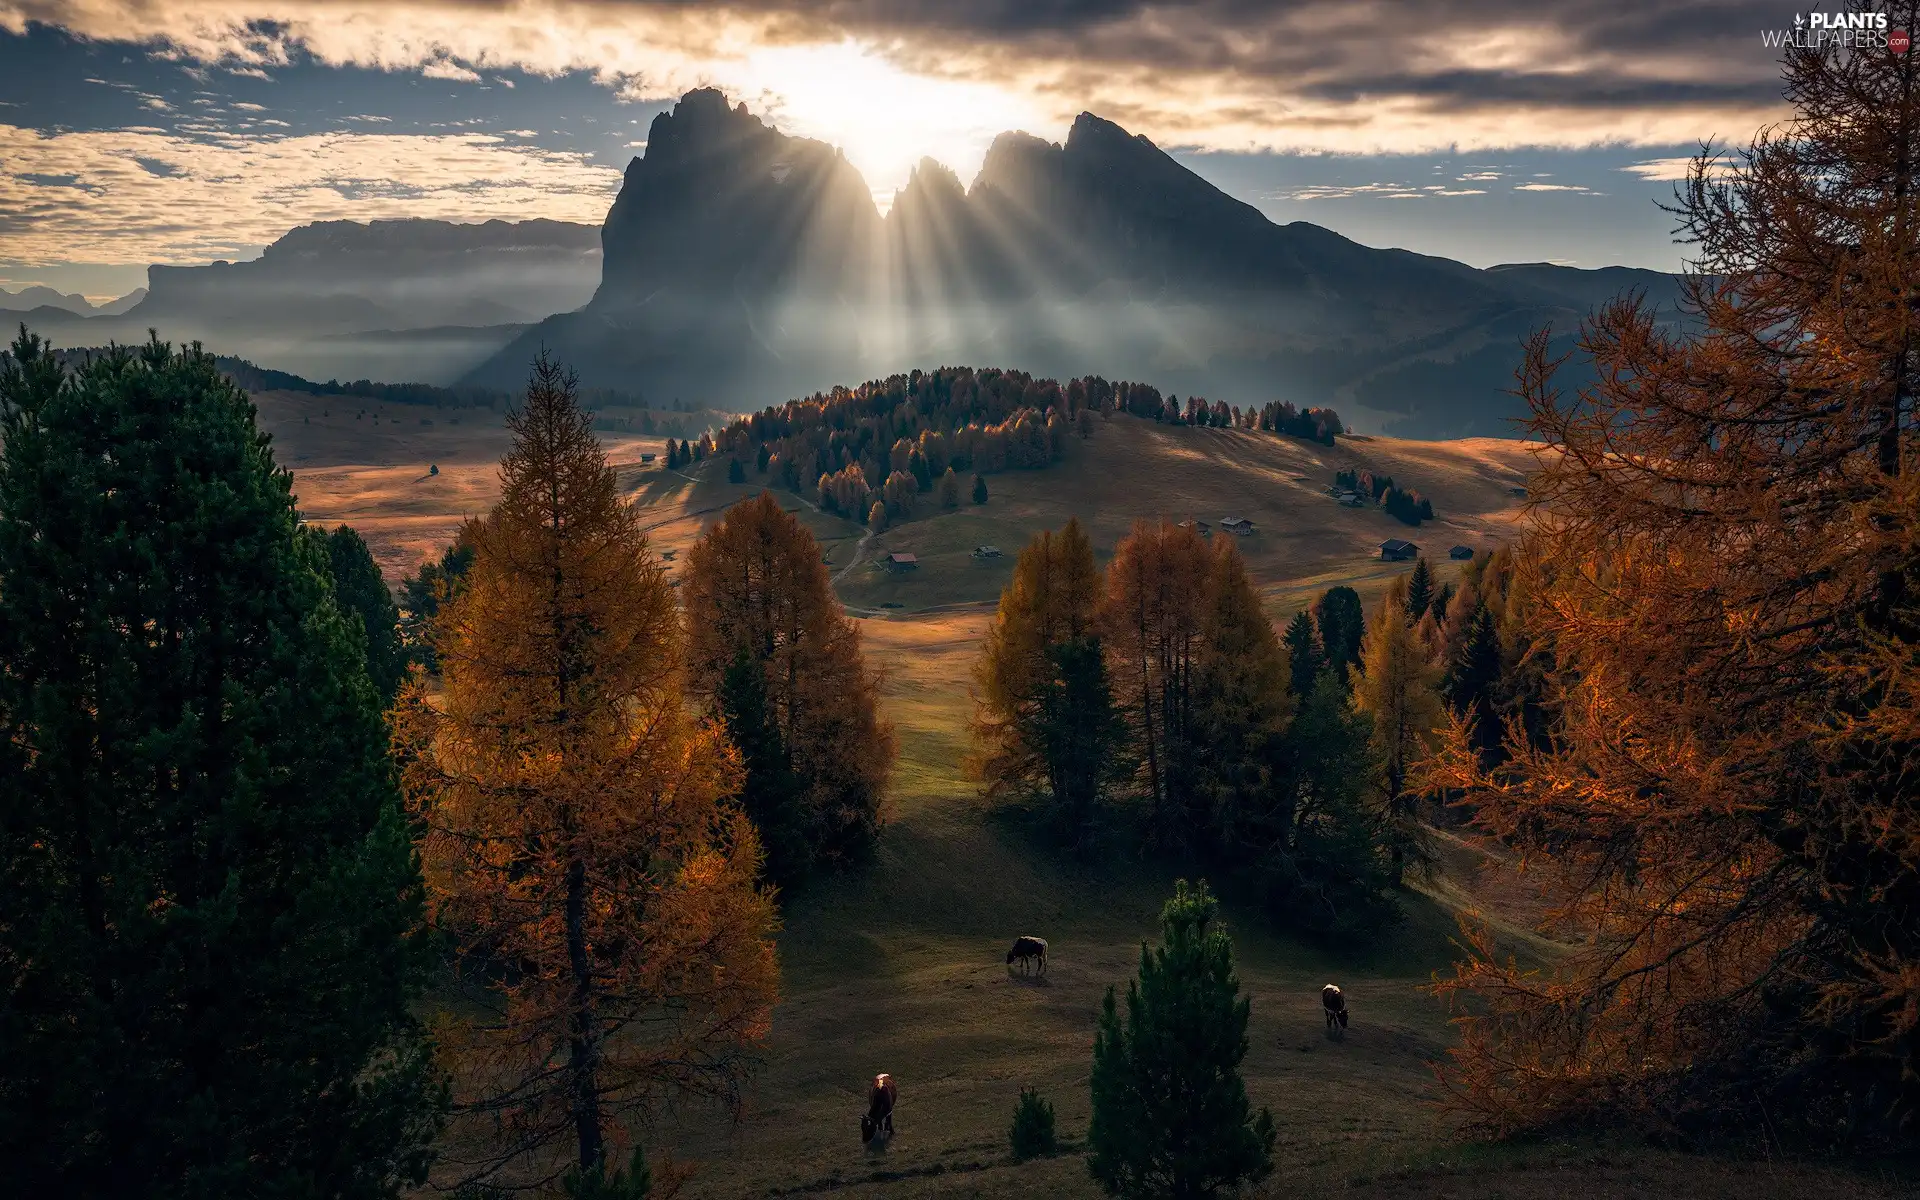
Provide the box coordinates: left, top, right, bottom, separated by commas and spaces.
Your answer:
860, 1073, 896, 1145
1006, 935, 1048, 976
1322, 984, 1349, 1033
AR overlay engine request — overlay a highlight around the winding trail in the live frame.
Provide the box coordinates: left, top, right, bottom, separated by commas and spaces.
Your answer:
832, 526, 876, 589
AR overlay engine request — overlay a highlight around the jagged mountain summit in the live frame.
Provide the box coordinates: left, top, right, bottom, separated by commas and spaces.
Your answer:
468, 89, 1681, 437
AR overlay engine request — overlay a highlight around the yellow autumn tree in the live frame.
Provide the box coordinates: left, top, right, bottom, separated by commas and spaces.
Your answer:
1352, 583, 1441, 884
397, 353, 779, 1191
973, 518, 1128, 844
1102, 519, 1212, 851
1428, 12, 1920, 1144
1190, 541, 1295, 856
681, 491, 894, 882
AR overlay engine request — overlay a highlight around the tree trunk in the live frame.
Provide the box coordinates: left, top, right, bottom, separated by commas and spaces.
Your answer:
566, 856, 604, 1174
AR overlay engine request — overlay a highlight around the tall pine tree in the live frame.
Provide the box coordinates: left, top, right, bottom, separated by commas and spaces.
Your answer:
1268, 672, 1398, 935
1088, 880, 1275, 1199
1403, 557, 1434, 622
1282, 610, 1323, 697
0, 331, 443, 1198
324, 522, 408, 702
1312, 586, 1365, 682
1443, 601, 1503, 758
718, 647, 809, 890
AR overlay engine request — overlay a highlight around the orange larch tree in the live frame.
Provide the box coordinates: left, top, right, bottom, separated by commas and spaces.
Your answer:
681, 491, 894, 882
397, 353, 779, 1190
1102, 519, 1212, 852
1429, 7, 1920, 1144
973, 517, 1129, 844
1351, 582, 1442, 885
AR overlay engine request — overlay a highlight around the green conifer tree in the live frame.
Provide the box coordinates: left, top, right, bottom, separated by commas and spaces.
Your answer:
1282, 611, 1323, 697
398, 522, 477, 673
324, 523, 407, 702
1088, 880, 1275, 1199
1312, 586, 1365, 682
1444, 601, 1505, 756
1035, 636, 1132, 845
1404, 558, 1434, 621
718, 647, 810, 889
728, 457, 746, 484
1267, 672, 1398, 934
0, 331, 443, 1197
972, 473, 989, 504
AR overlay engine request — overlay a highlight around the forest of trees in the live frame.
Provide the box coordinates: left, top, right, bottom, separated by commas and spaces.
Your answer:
706, 366, 1345, 527
1334, 468, 1436, 526
971, 517, 1502, 938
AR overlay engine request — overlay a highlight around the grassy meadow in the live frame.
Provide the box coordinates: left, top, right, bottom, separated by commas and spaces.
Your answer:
266, 396, 1908, 1198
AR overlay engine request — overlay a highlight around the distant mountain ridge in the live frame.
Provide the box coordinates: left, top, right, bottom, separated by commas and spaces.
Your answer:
11, 218, 603, 384
469, 90, 1689, 438
1, 285, 146, 317
129, 217, 602, 334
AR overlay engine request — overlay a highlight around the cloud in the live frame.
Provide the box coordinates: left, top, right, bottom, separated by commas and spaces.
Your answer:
1514, 182, 1592, 191
1621, 155, 1699, 180
0, 0, 1793, 157
421, 57, 480, 82
1273, 181, 1488, 201
232, 101, 266, 111
0, 123, 622, 265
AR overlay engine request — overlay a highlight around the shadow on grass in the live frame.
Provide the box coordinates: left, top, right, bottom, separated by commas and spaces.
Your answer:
768, 1142, 1088, 1197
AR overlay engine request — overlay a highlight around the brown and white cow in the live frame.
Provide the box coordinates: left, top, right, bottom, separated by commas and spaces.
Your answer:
860, 1073, 896, 1145
1322, 983, 1349, 1034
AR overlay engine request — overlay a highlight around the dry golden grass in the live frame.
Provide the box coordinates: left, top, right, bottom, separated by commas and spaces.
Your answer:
267, 397, 1894, 1197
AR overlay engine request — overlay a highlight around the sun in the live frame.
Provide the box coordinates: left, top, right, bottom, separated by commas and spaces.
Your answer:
737, 41, 1046, 210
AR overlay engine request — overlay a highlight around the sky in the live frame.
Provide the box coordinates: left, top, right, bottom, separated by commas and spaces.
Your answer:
0, 0, 1819, 300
